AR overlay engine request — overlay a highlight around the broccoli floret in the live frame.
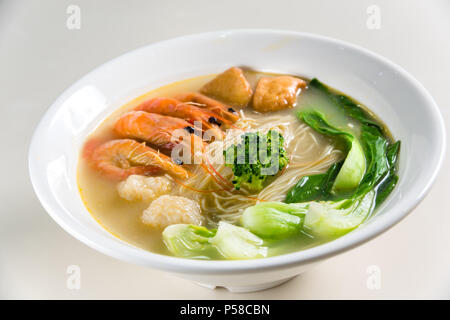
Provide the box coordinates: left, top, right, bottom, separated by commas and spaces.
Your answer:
224, 130, 289, 192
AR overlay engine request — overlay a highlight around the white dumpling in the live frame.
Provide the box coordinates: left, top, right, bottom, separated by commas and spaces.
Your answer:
141, 195, 203, 229
117, 175, 173, 202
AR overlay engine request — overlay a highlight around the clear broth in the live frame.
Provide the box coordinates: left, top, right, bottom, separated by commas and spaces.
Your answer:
78, 71, 391, 259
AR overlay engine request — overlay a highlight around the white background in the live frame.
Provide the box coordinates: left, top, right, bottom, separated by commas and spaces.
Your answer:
1, 0, 449, 299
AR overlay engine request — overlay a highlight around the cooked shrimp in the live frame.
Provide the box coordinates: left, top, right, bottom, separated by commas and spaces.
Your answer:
135, 97, 227, 138
175, 92, 240, 122
114, 111, 204, 153
85, 139, 190, 180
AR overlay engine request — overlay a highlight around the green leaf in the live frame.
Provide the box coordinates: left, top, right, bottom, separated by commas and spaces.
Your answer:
299, 109, 353, 144
162, 224, 217, 258
163, 222, 268, 260
304, 190, 376, 237
242, 190, 375, 240
241, 202, 308, 238
298, 80, 401, 208
209, 222, 268, 259
309, 78, 381, 129
333, 137, 366, 193
354, 125, 390, 197
375, 173, 398, 206
285, 161, 343, 203
386, 141, 401, 168
375, 141, 400, 206
299, 110, 366, 193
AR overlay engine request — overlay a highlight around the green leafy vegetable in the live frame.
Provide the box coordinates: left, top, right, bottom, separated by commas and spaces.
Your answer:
304, 190, 376, 237
241, 190, 375, 240
299, 110, 366, 193
299, 109, 354, 141
309, 78, 381, 129
241, 202, 308, 238
386, 141, 401, 168
162, 79, 402, 261
162, 224, 217, 258
296, 81, 401, 207
375, 141, 400, 206
210, 222, 268, 259
375, 173, 398, 206
334, 137, 366, 193
354, 125, 390, 197
163, 222, 267, 260
224, 130, 289, 192
285, 161, 343, 203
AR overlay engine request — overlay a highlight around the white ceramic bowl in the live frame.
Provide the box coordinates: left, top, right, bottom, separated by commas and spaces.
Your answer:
29, 29, 446, 293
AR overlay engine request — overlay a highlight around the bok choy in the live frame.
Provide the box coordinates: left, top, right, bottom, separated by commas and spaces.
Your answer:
161, 78, 401, 260
241, 202, 307, 238
309, 78, 382, 130
240, 191, 375, 240
288, 79, 400, 207
285, 161, 343, 203
210, 221, 267, 259
241, 79, 400, 243
162, 224, 217, 259
304, 190, 375, 237
298, 110, 366, 194
162, 222, 267, 260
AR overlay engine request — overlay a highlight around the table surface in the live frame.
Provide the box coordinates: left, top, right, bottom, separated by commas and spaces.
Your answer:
1, 0, 449, 299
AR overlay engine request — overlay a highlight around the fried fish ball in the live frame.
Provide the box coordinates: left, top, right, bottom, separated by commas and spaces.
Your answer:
200, 67, 253, 107
252, 76, 306, 112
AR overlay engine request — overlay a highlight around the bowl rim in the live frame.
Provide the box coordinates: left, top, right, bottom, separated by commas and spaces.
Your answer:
29, 29, 446, 274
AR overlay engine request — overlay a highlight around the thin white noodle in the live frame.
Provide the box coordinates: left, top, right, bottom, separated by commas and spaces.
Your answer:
173, 111, 343, 225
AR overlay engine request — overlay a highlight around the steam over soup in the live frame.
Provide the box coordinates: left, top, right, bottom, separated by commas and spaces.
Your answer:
78, 67, 400, 260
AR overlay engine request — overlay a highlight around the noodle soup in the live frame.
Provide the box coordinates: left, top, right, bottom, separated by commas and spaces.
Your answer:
78, 67, 399, 260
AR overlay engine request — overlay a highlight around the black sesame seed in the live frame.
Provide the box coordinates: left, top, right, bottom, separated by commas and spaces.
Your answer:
228, 107, 237, 114
208, 116, 222, 126
184, 126, 195, 134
